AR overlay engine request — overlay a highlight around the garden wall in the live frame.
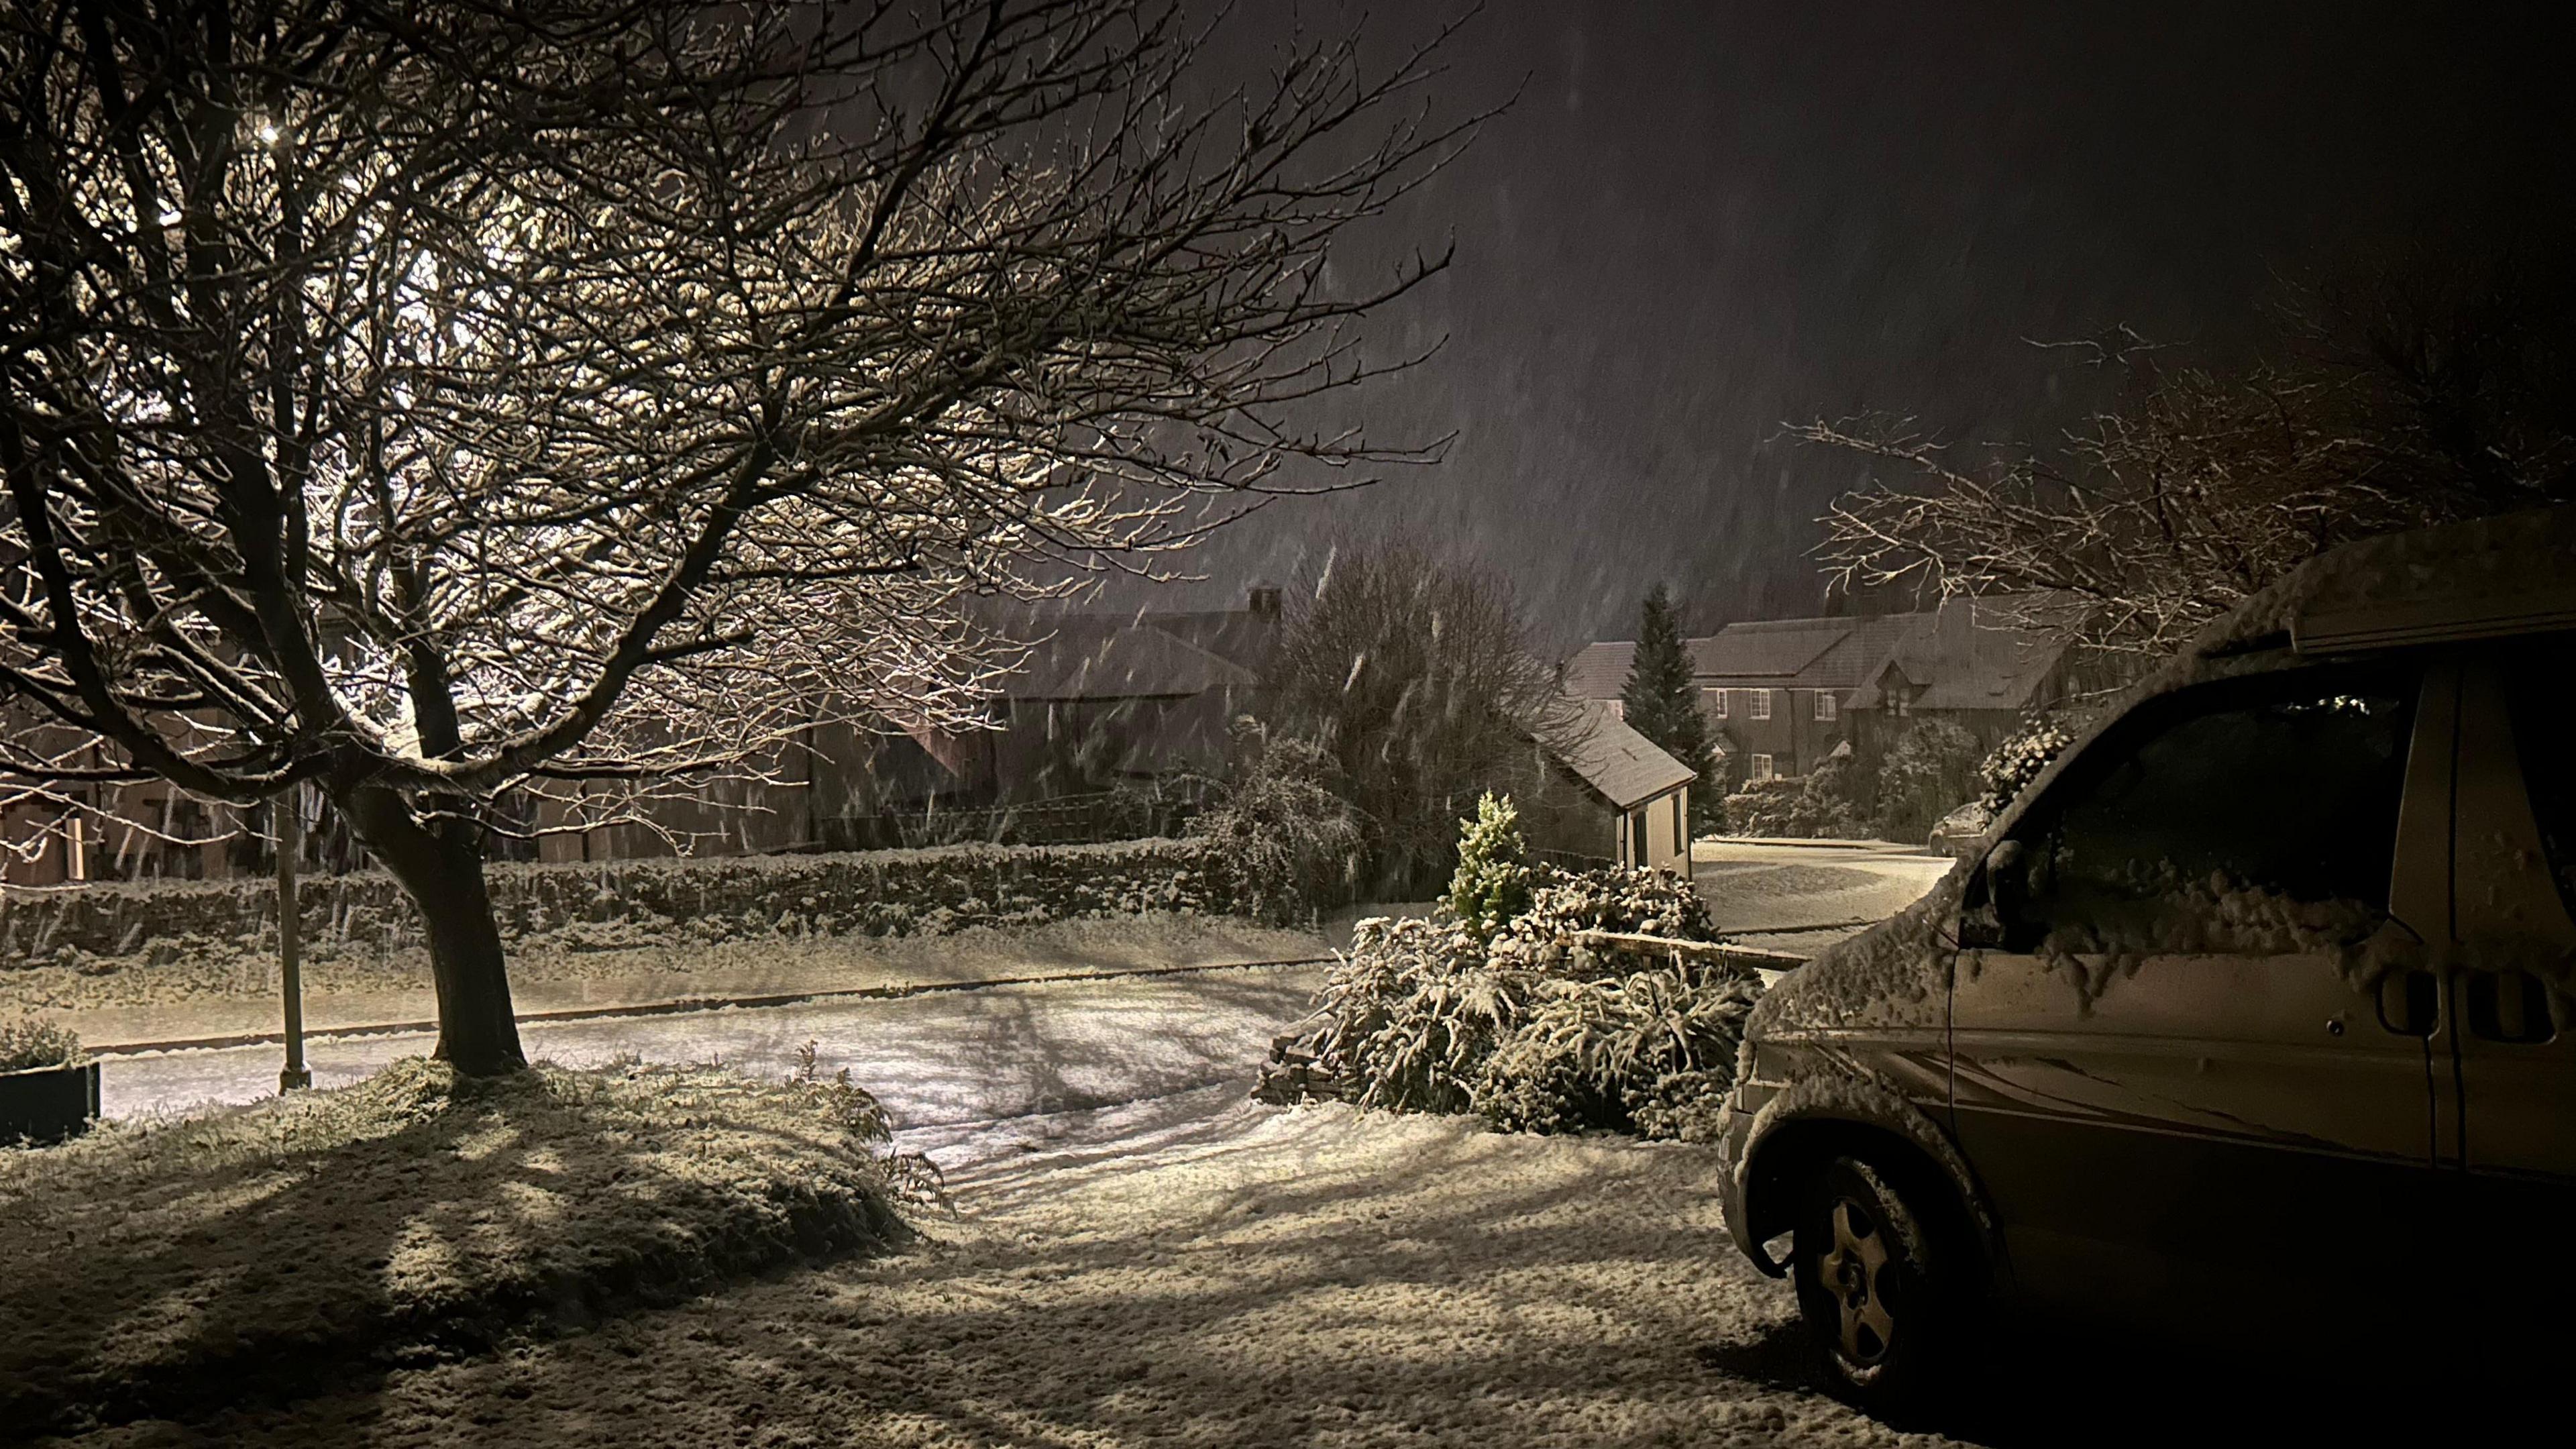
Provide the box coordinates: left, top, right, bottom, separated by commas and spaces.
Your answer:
0, 839, 1239, 966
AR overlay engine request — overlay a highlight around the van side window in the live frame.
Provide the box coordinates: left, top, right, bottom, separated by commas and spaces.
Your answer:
2004, 672, 2417, 949
2506, 639, 2576, 919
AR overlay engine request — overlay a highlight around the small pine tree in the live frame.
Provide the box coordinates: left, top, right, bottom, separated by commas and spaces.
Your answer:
1619, 583, 1717, 829
1447, 793, 1534, 940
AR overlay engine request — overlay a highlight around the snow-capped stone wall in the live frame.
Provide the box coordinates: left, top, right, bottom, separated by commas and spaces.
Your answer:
0, 839, 1238, 963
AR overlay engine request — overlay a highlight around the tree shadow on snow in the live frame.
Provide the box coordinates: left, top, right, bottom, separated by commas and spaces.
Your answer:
0, 1060, 902, 1442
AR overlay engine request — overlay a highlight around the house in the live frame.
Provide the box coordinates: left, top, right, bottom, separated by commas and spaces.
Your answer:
1686, 613, 1925, 780
1840, 597, 2080, 764
1519, 700, 1695, 877
1563, 596, 2076, 784
0, 710, 257, 885
539, 584, 1287, 859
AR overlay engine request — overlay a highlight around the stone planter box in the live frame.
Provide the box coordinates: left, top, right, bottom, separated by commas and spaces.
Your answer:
0, 1061, 101, 1147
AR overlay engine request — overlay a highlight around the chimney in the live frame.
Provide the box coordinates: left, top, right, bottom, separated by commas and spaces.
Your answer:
1247, 582, 1282, 618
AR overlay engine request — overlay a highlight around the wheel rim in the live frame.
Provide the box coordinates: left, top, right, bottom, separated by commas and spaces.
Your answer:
1819, 1195, 1900, 1364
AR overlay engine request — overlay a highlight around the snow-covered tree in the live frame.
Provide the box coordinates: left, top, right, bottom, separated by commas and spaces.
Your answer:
1446, 791, 1531, 941
0, 0, 1472, 1073
1801, 242, 2576, 659
1619, 583, 1714, 828
1272, 539, 1568, 897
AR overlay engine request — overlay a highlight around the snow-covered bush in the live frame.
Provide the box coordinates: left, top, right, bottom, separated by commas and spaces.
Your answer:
1188, 734, 1364, 924
1873, 718, 1985, 841
1269, 864, 1758, 1138
1976, 715, 2078, 816
0, 1016, 82, 1073
1473, 967, 1759, 1136
1789, 745, 1870, 838
1489, 864, 1718, 975
1724, 763, 1870, 839
1721, 777, 1806, 836
1312, 914, 1517, 1114
1446, 793, 1535, 941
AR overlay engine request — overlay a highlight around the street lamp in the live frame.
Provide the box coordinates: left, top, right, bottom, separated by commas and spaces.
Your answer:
277, 785, 311, 1092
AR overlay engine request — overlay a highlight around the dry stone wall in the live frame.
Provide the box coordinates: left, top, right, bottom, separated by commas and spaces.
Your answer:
0, 839, 1240, 965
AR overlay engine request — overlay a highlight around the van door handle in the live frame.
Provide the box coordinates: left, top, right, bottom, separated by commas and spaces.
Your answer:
2466, 970, 2555, 1044
2377, 969, 2438, 1037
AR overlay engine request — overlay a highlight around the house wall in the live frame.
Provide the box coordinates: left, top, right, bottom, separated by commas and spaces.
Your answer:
1619, 786, 1693, 879
1705, 687, 1846, 778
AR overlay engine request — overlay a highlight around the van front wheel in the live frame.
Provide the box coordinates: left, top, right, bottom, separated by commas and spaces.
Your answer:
1790, 1153, 1959, 1415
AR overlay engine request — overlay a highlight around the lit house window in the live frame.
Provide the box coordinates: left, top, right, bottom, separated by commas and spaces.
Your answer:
1704, 687, 1727, 719
1750, 689, 1772, 721
1815, 692, 1838, 722
1749, 753, 1776, 782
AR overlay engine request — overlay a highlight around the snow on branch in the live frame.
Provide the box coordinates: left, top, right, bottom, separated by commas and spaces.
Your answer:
0, 0, 1474, 855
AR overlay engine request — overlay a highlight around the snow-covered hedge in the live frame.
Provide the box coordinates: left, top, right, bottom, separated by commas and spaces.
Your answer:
0, 839, 1240, 964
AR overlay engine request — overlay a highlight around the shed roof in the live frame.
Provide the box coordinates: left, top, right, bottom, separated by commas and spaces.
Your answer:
1538, 699, 1695, 809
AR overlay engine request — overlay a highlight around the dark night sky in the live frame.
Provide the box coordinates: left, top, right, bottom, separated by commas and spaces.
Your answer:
1126, 1, 2574, 651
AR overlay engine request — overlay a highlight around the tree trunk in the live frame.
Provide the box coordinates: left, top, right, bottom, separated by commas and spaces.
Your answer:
333, 783, 527, 1075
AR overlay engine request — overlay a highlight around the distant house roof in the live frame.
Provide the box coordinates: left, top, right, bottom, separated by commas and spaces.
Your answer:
1538, 699, 1695, 810
1691, 613, 1927, 690
1562, 640, 1635, 700
1688, 618, 1852, 680
1146, 608, 1283, 678
1845, 599, 2066, 712
1000, 614, 1260, 701
1566, 597, 2063, 710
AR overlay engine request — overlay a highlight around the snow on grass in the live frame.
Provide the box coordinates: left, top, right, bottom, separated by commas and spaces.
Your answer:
0, 1057, 923, 1439
63, 1093, 1967, 1448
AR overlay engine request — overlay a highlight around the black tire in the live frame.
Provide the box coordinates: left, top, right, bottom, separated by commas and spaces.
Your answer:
1790, 1152, 1962, 1416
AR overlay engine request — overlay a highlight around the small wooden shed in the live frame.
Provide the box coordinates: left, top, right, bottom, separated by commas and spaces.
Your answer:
1520, 700, 1696, 878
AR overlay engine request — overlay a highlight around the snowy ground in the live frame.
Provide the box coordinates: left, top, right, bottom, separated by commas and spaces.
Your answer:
96, 964, 1328, 1137
34, 855, 2432, 1448
56, 1085, 1947, 1449
49, 1082, 2410, 1449
1691, 841, 1954, 953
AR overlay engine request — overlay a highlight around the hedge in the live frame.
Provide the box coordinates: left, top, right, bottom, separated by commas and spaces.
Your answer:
0, 838, 1240, 965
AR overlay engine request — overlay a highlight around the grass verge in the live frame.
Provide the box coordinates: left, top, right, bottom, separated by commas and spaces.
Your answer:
0, 1055, 929, 1439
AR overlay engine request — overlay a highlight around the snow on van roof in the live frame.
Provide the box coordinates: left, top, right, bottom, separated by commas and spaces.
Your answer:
2199, 503, 2576, 658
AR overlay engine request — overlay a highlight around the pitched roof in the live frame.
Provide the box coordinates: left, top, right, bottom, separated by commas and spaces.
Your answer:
1000, 614, 1258, 701
1142, 608, 1283, 677
1538, 699, 1695, 809
1562, 639, 1635, 700
1688, 618, 1853, 680
1566, 596, 2065, 710
1693, 613, 1928, 690
1844, 598, 2066, 711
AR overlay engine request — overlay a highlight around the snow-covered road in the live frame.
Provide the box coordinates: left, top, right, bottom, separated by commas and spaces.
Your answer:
99, 963, 1328, 1166
97, 847, 1955, 1142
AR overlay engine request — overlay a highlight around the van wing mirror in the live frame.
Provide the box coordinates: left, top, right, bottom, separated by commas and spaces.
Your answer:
1955, 839, 2027, 951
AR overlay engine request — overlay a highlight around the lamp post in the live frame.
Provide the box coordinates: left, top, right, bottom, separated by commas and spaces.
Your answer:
277, 786, 311, 1092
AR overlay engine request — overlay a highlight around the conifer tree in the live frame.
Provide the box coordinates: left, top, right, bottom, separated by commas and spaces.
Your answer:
1620, 584, 1717, 828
